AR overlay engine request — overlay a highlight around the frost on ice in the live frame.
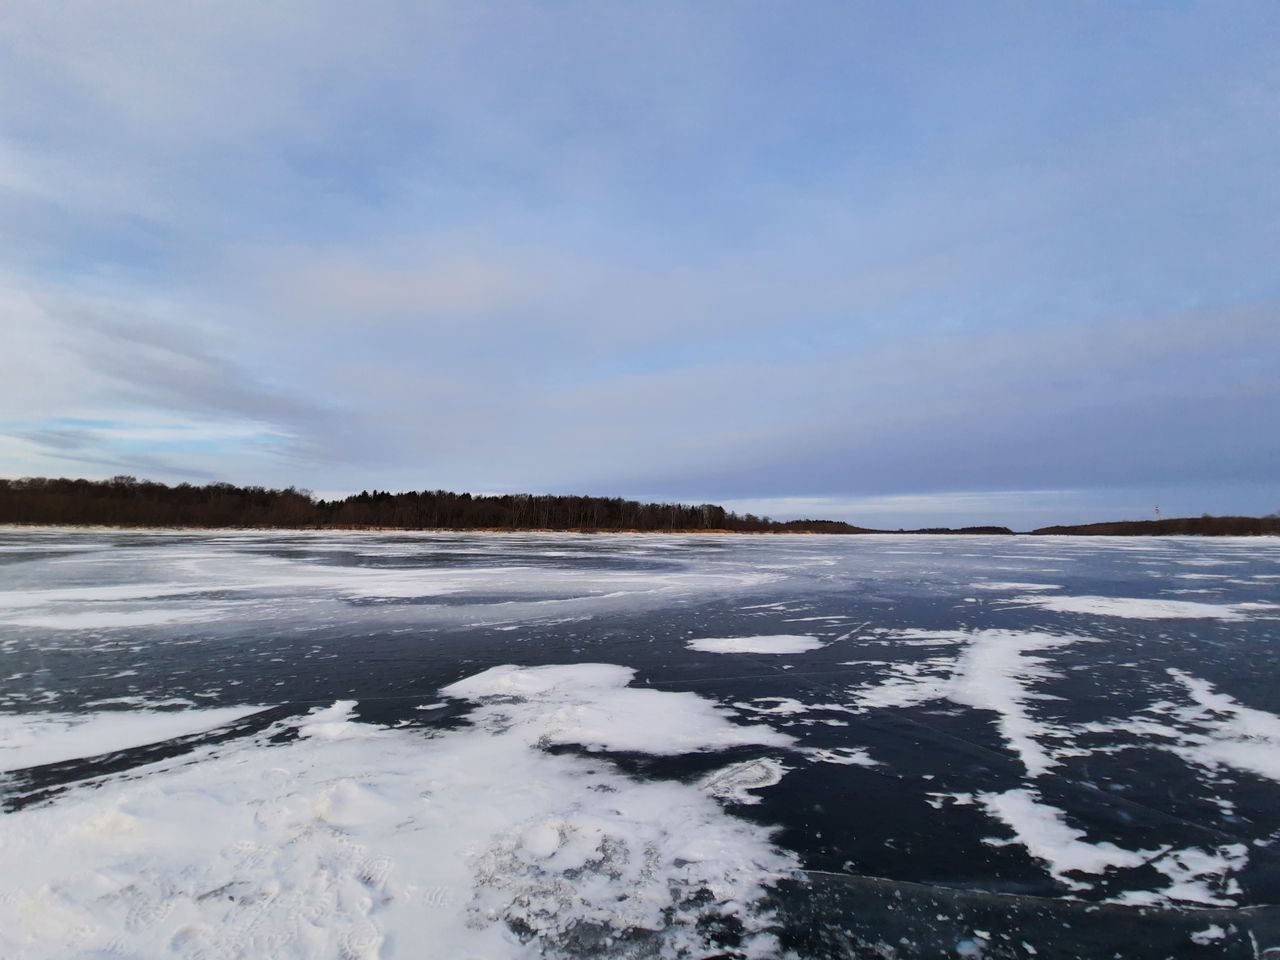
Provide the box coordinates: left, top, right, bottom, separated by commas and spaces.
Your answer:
0, 665, 797, 959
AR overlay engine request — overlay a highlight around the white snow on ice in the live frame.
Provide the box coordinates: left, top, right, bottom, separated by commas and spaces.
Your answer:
1009, 594, 1279, 620
0, 665, 798, 959
698, 758, 789, 805
1190, 925, 1228, 945
970, 582, 1061, 592
979, 788, 1150, 890
848, 630, 1082, 777
685, 635, 824, 655
0, 705, 263, 771
979, 789, 1247, 905
806, 747, 879, 767
441, 663, 794, 755
1159, 668, 1280, 782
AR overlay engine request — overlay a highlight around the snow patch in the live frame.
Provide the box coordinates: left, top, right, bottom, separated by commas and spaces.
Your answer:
979, 788, 1150, 890
1, 608, 226, 630
848, 630, 1081, 776
1161, 669, 1280, 782
1190, 924, 1227, 945
983, 789, 1248, 905
1011, 595, 1278, 620
0, 667, 798, 959
0, 705, 263, 772
686, 635, 824, 655
699, 758, 789, 805
971, 582, 1061, 592
442, 663, 794, 755
806, 747, 878, 767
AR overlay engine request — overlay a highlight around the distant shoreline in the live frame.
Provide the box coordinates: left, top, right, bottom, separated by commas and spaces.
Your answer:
2, 521, 1277, 538
3, 477, 1276, 537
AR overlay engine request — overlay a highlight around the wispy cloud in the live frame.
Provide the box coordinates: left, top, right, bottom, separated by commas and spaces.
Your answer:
1, 3, 1277, 521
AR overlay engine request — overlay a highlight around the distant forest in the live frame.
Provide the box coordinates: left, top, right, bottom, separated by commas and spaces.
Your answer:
1, 477, 1274, 536
1032, 516, 1280, 536
0, 476, 866, 533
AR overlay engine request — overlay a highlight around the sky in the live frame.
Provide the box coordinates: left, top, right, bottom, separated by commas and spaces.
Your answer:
1, 2, 1278, 529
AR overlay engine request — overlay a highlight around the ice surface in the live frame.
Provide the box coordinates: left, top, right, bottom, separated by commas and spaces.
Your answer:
442, 663, 794, 754
946, 631, 1078, 777
866, 628, 973, 645
806, 746, 878, 766
849, 630, 1082, 777
980, 789, 1248, 905
686, 635, 824, 654
980, 788, 1151, 890
970, 582, 1062, 591
699, 758, 789, 805
0, 705, 263, 771
1012, 594, 1279, 620
0, 667, 797, 959
1161, 668, 1280, 781
1190, 924, 1228, 944
0, 540, 785, 640
0, 608, 227, 630
2, 529, 1278, 944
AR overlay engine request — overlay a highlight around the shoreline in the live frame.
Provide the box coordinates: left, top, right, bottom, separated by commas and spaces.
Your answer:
1, 523, 1277, 539
0, 523, 841, 536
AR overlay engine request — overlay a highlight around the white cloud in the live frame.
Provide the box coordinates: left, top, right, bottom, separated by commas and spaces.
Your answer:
0, 3, 1276, 520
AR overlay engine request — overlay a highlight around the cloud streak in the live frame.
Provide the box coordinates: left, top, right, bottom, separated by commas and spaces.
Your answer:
1, 2, 1277, 524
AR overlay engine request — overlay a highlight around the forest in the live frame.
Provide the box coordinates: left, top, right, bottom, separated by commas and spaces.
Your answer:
0, 476, 868, 533
1032, 515, 1280, 536
3, 477, 1273, 536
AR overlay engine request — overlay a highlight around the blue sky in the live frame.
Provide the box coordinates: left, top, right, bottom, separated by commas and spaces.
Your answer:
1, 2, 1277, 528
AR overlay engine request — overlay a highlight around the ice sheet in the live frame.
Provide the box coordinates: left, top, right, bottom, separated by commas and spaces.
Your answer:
980, 789, 1247, 905
970, 582, 1062, 591
699, 758, 789, 805
1011, 594, 1279, 620
0, 667, 798, 959
442, 663, 794, 754
0, 705, 263, 771
980, 788, 1150, 890
686, 635, 824, 654
848, 630, 1081, 776
2, 608, 226, 630
1161, 668, 1280, 781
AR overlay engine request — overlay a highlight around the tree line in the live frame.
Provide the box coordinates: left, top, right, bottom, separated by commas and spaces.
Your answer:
0, 476, 868, 533
5, 476, 1270, 535
1033, 515, 1280, 536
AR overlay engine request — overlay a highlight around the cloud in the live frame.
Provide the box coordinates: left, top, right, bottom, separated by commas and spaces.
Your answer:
0, 3, 1277, 521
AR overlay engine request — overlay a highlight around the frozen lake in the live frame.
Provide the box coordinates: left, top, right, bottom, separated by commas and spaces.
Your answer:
1, 529, 1278, 958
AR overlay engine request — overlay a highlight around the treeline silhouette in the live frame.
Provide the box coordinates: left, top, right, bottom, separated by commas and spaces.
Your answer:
5, 477, 1273, 536
1033, 515, 1280, 537
0, 476, 870, 533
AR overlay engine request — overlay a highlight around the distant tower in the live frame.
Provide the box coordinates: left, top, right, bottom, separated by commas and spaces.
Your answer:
1154, 506, 1162, 521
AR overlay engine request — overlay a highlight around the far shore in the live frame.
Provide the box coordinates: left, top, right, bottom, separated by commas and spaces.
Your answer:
2, 522, 1277, 538
7, 478, 1274, 537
